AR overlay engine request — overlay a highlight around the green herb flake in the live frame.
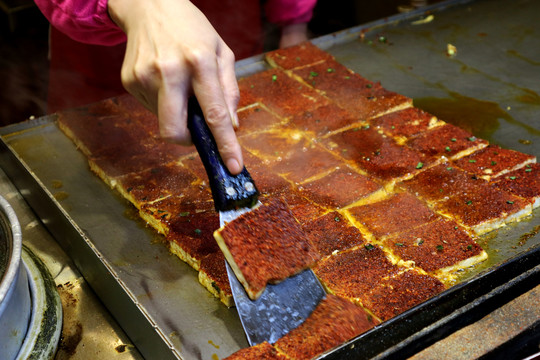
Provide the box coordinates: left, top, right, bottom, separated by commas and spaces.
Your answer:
366, 84, 373, 89
507, 200, 514, 204
466, 200, 473, 205
395, 243, 404, 247
327, 68, 335, 73
436, 245, 444, 251
467, 244, 473, 250
509, 176, 517, 180
179, 211, 190, 217
447, 167, 453, 171
445, 146, 451, 152
194, 229, 202, 235
526, 168, 533, 172
491, 161, 497, 166
468, 136, 477, 141
271, 74, 277, 82
334, 216, 340, 222
391, 125, 395, 129
378, 36, 387, 43
310, 71, 319, 77
416, 162, 424, 169
364, 244, 375, 251
469, 159, 477, 163
451, 138, 457, 142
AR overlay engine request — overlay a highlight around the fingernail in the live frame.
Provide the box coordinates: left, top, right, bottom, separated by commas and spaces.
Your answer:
231, 113, 239, 128
226, 158, 242, 175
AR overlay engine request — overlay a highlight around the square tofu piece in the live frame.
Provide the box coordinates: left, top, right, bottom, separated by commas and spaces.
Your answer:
265, 41, 335, 70
116, 162, 199, 208
237, 68, 330, 118
213, 199, 320, 300
274, 294, 377, 360
88, 142, 190, 187
492, 163, 540, 208
346, 192, 440, 239
299, 166, 385, 209
383, 218, 487, 275
453, 144, 536, 180
288, 103, 359, 137
198, 252, 233, 307
322, 126, 427, 183
406, 123, 488, 161
224, 341, 287, 360
313, 245, 406, 300
434, 186, 532, 235
398, 163, 490, 204
303, 212, 366, 258
292, 59, 412, 119
240, 128, 308, 163
361, 270, 446, 322
236, 105, 284, 136
370, 107, 442, 143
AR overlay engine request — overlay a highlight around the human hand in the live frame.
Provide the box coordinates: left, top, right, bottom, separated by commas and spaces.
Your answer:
279, 23, 309, 48
108, 0, 243, 174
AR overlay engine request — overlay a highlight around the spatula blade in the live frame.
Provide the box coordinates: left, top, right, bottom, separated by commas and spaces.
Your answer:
220, 206, 326, 346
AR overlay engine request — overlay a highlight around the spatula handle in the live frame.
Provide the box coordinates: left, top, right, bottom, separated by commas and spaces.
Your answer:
187, 97, 259, 211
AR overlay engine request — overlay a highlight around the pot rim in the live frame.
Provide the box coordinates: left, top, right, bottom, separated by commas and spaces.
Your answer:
0, 195, 23, 305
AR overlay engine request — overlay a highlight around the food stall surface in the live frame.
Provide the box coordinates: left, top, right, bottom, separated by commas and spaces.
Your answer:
0, 0, 539, 358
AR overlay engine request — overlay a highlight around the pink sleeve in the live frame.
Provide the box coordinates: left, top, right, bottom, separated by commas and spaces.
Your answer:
34, 0, 126, 45
265, 0, 317, 25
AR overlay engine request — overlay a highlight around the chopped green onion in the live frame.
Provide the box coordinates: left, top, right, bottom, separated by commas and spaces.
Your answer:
416, 162, 424, 169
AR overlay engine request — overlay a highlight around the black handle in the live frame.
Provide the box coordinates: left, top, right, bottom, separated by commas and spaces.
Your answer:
187, 97, 259, 212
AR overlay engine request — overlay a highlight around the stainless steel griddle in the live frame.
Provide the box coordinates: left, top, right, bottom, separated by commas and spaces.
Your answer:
1, 0, 539, 358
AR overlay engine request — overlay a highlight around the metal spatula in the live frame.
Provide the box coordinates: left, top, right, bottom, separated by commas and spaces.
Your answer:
187, 97, 326, 345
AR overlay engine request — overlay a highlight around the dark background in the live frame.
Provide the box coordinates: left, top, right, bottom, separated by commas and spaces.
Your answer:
0, 0, 436, 126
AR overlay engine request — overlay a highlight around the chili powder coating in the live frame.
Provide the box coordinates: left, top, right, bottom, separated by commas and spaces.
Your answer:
265, 41, 335, 70
398, 163, 490, 204
322, 126, 427, 182
361, 270, 446, 321
214, 198, 321, 300
371, 106, 442, 142
274, 294, 378, 360
292, 59, 412, 120
347, 192, 439, 239
406, 123, 488, 161
453, 144, 535, 180
383, 218, 484, 273
492, 163, 540, 208
313, 245, 406, 300
238, 68, 330, 118
223, 341, 288, 360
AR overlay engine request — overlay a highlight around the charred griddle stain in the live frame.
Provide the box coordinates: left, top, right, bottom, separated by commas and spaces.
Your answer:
115, 344, 127, 353
56, 282, 83, 357
53, 191, 69, 201
51, 180, 63, 189
518, 224, 540, 246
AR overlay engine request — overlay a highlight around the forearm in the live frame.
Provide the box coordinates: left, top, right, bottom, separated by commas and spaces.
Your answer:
34, 0, 126, 45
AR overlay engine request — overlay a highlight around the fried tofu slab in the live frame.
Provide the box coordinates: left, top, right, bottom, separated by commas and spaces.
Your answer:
56, 41, 540, 359
213, 198, 320, 300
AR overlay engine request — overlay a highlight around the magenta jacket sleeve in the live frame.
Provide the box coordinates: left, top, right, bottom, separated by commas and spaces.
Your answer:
34, 0, 126, 45
265, 0, 317, 25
